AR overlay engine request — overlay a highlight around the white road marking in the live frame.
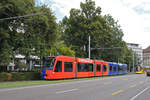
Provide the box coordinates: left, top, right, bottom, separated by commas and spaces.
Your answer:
130, 86, 150, 100
56, 88, 79, 94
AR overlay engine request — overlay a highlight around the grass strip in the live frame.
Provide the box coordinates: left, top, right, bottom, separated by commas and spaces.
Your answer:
0, 75, 126, 88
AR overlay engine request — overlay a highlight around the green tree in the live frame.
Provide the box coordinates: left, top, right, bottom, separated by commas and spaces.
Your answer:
101, 14, 125, 62
44, 42, 75, 57
62, 0, 111, 58
43, 23, 75, 57
61, 0, 132, 65
0, 0, 59, 69
21, 6, 58, 59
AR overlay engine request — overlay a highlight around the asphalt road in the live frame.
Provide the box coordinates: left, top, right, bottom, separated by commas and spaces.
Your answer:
0, 74, 150, 100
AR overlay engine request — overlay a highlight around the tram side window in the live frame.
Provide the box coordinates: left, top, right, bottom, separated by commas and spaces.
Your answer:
97, 64, 101, 72
123, 67, 126, 71
114, 66, 116, 72
109, 66, 112, 71
54, 61, 62, 72
64, 62, 73, 72
122, 67, 124, 71
89, 64, 93, 72
78, 63, 93, 72
121, 67, 123, 71
78, 63, 86, 72
118, 66, 120, 71
103, 65, 107, 72
118, 66, 122, 71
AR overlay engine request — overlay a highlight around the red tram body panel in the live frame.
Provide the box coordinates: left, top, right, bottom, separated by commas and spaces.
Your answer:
94, 60, 103, 77
102, 61, 109, 76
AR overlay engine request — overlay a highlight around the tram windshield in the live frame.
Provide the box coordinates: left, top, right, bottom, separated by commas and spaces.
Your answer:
136, 66, 141, 71
42, 57, 56, 70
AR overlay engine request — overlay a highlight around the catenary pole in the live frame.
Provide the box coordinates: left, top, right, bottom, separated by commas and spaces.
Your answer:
133, 53, 135, 72
89, 35, 91, 59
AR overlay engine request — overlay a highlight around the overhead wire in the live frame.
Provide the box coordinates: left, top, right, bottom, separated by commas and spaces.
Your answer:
0, 12, 46, 21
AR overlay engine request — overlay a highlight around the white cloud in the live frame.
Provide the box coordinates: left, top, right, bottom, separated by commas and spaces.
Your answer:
51, 0, 82, 17
95, 0, 143, 46
143, 4, 150, 11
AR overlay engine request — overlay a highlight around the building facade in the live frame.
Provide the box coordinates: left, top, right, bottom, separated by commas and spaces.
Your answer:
127, 43, 143, 65
7, 54, 40, 71
143, 46, 150, 66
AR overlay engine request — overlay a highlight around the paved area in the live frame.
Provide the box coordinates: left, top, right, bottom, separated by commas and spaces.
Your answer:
0, 74, 150, 100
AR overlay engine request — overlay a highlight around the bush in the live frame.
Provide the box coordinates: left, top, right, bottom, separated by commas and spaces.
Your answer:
11, 72, 25, 81
0, 72, 8, 81
6, 73, 12, 81
0, 72, 41, 82
24, 72, 40, 80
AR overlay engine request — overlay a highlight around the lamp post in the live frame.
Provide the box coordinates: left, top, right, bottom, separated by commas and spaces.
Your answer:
88, 35, 91, 59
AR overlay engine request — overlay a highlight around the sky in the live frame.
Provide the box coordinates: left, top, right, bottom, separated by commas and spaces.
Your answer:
35, 0, 150, 49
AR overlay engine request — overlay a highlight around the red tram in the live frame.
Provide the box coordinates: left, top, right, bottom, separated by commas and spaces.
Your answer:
41, 55, 110, 79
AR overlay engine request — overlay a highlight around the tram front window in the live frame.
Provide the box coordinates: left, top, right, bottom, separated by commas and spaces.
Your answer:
43, 57, 56, 70
136, 66, 141, 71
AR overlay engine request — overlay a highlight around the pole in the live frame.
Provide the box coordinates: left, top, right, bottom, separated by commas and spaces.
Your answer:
118, 58, 119, 63
89, 35, 91, 59
133, 53, 134, 72
129, 62, 130, 72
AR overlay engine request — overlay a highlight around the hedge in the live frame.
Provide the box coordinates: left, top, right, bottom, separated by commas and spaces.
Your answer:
0, 72, 40, 82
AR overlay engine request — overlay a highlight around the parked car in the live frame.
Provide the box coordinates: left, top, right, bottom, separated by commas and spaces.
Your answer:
146, 70, 150, 76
